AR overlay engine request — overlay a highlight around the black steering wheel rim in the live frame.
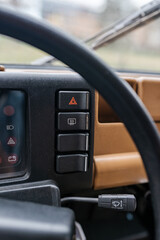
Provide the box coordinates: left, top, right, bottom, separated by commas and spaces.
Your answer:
0, 7, 160, 239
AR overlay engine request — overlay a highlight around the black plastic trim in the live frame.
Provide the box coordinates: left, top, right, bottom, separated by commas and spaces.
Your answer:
0, 180, 60, 206
0, 72, 95, 193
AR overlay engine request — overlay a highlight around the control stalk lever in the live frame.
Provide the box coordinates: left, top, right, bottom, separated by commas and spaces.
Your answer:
61, 194, 136, 212
98, 194, 136, 212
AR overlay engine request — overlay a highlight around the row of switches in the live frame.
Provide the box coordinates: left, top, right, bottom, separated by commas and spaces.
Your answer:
56, 91, 90, 174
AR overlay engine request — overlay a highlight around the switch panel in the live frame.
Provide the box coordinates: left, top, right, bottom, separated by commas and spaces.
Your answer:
58, 112, 89, 131
58, 91, 89, 110
56, 90, 91, 174
56, 154, 88, 173
57, 133, 89, 152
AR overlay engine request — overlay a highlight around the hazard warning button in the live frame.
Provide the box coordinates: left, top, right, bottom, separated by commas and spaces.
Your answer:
58, 91, 90, 110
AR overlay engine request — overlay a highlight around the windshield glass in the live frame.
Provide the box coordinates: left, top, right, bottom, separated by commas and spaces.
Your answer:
0, 0, 160, 72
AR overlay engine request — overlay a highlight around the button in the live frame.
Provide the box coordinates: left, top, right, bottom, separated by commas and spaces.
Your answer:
56, 154, 88, 173
58, 91, 90, 110
58, 112, 89, 131
57, 133, 89, 152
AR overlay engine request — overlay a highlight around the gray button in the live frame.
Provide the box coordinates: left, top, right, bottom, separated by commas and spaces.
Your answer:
57, 133, 89, 152
58, 91, 90, 110
56, 154, 88, 173
58, 112, 89, 131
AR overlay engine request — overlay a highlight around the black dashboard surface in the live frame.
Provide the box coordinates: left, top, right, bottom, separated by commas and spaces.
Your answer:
0, 71, 95, 193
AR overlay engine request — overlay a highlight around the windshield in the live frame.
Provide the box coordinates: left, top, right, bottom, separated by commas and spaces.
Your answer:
0, 0, 160, 72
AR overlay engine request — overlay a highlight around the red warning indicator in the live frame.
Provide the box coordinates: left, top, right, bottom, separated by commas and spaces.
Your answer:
3, 105, 15, 116
8, 154, 18, 164
69, 97, 77, 105
7, 137, 17, 146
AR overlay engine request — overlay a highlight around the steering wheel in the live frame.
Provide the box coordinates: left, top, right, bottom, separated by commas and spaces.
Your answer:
0, 7, 160, 240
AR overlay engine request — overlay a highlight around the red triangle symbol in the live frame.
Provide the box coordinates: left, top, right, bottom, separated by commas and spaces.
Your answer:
7, 137, 16, 145
69, 97, 77, 105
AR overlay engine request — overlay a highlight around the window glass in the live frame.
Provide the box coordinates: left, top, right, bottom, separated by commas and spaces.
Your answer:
0, 0, 159, 72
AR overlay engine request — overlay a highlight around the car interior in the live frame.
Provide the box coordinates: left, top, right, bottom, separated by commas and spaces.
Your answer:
0, 1, 160, 240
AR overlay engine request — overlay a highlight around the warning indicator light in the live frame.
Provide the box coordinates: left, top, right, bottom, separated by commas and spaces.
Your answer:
69, 97, 77, 105
3, 105, 15, 116
7, 137, 17, 146
7, 154, 18, 164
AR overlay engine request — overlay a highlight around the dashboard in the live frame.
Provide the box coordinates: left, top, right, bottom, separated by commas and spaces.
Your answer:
0, 68, 95, 193
0, 66, 160, 194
